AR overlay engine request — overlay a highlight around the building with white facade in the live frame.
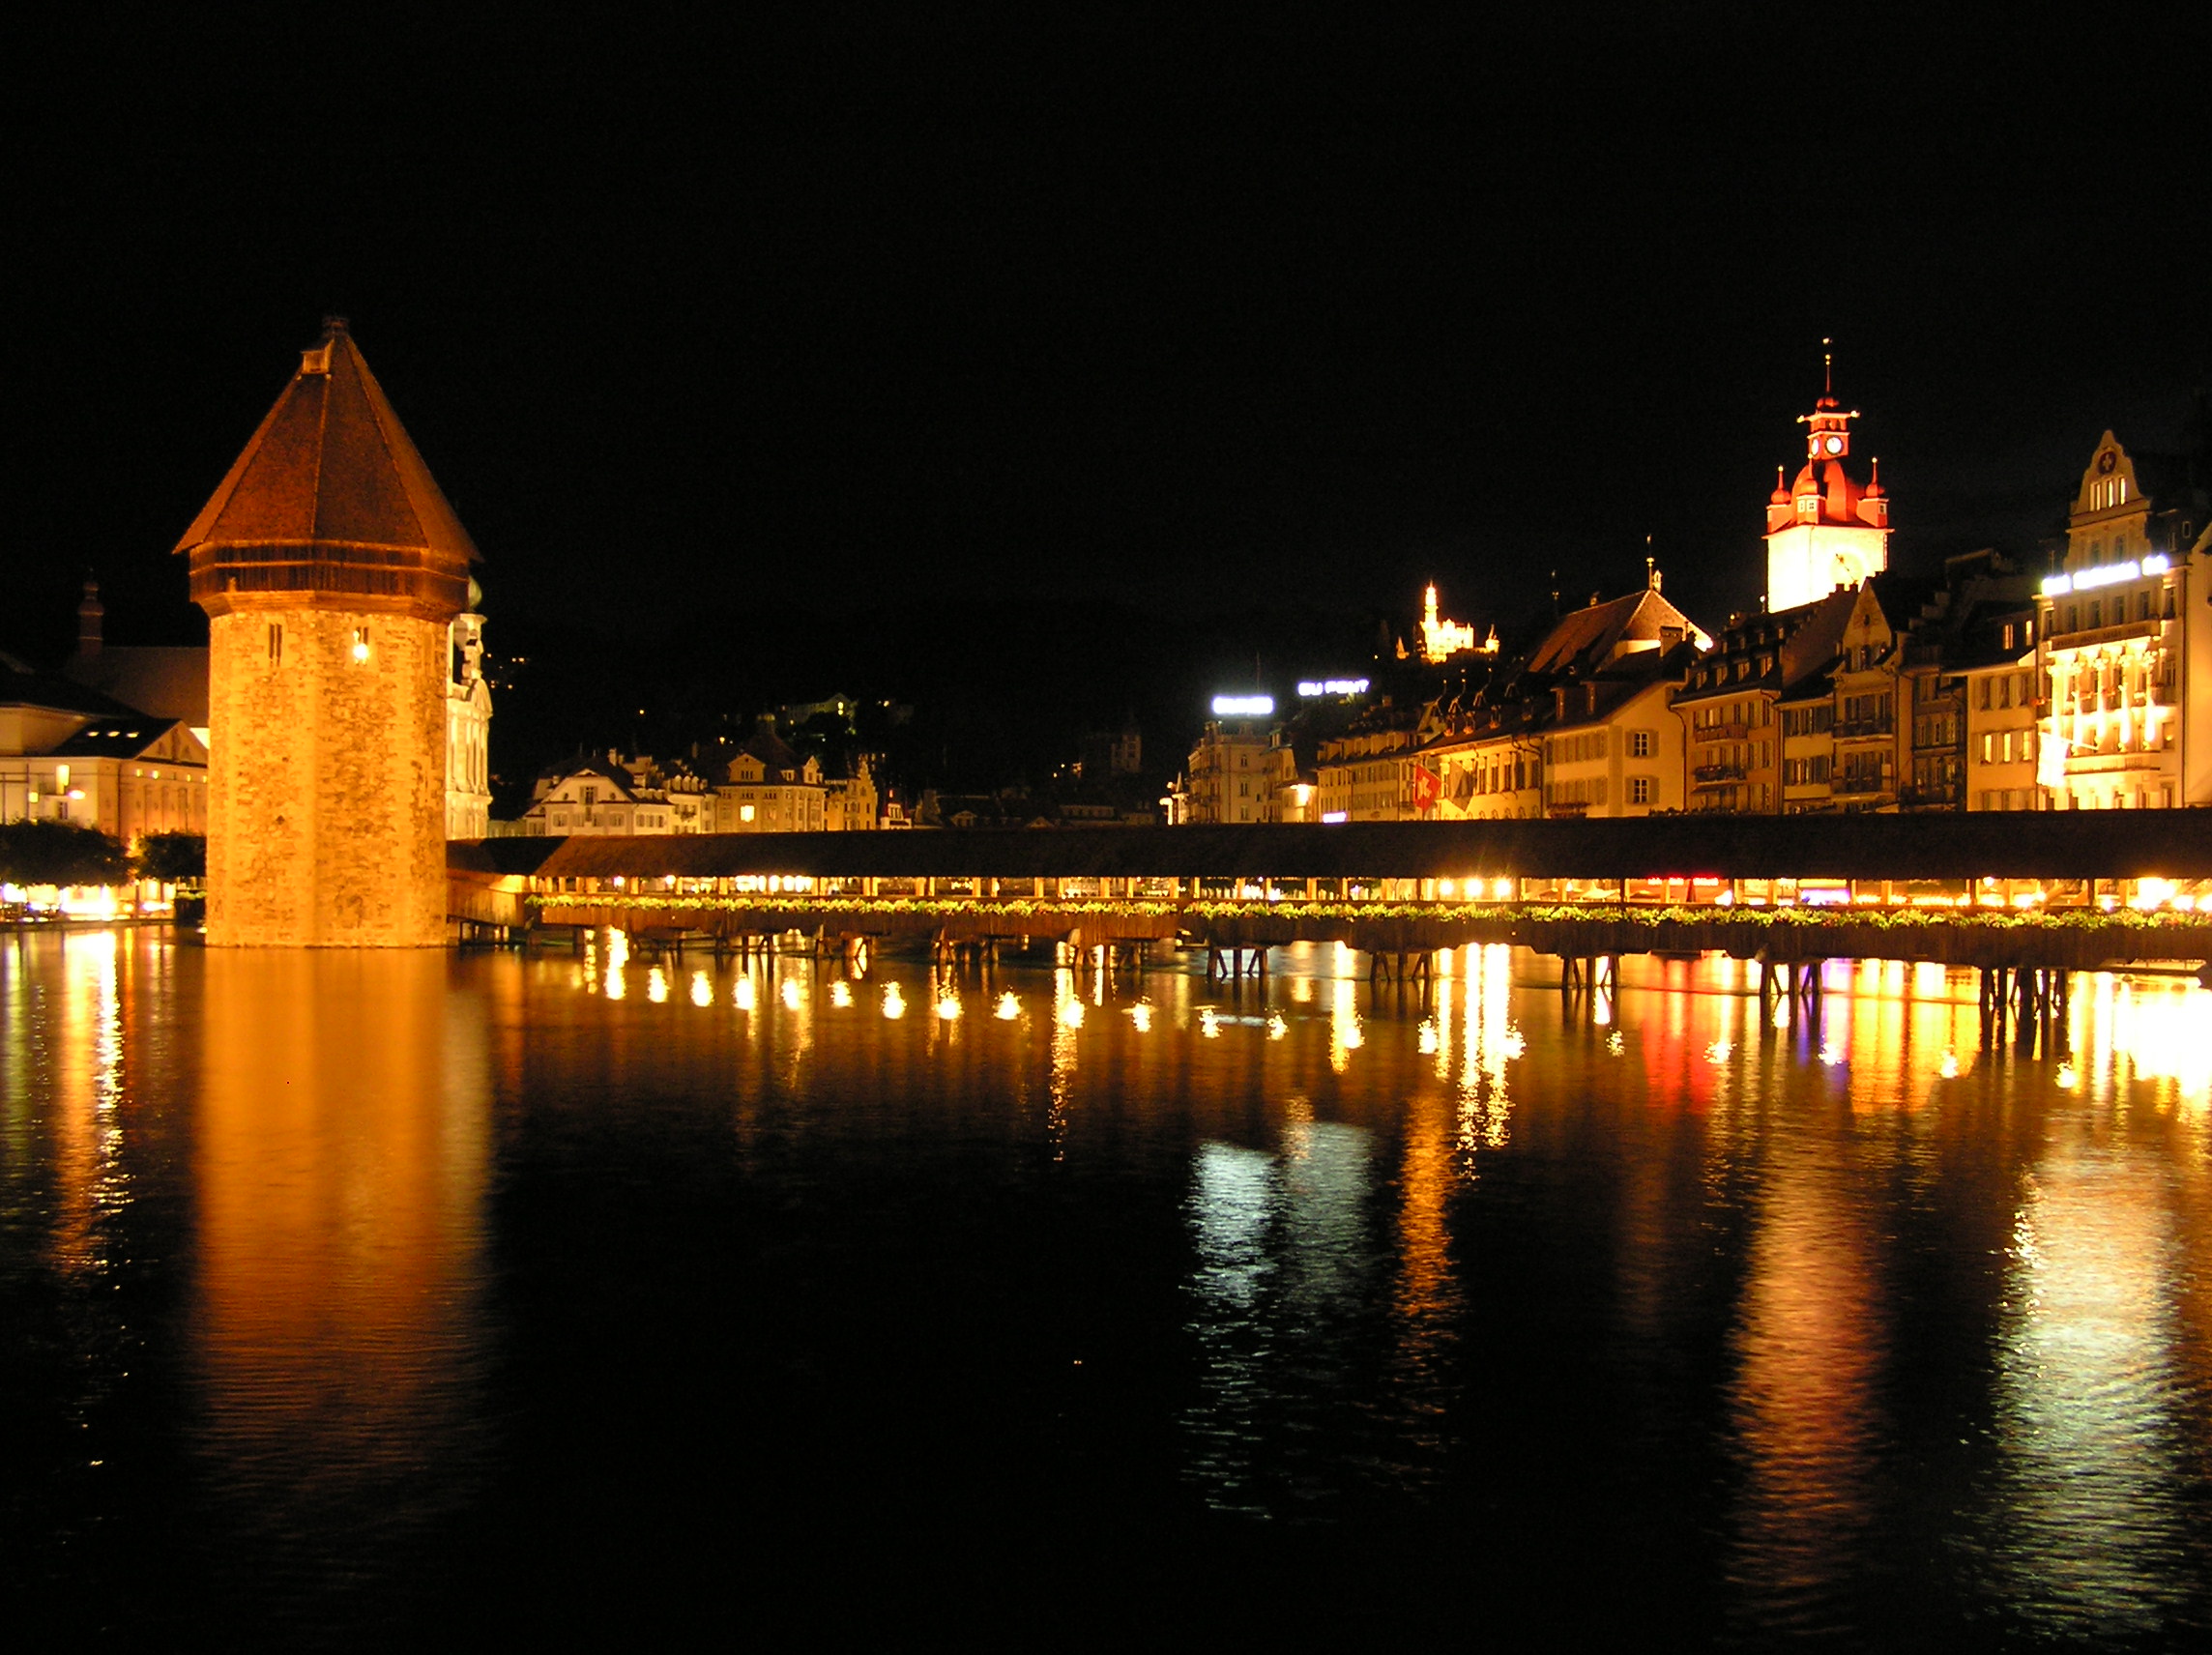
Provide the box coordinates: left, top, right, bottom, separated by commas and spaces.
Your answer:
2035, 430, 2212, 810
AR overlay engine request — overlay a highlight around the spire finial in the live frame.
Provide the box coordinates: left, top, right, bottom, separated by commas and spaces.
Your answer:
1822, 336, 1833, 397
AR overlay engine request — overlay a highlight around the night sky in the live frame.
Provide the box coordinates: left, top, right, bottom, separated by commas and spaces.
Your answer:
10, 15, 2205, 773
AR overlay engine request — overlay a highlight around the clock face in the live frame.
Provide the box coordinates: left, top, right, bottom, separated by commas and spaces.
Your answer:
1823, 435, 1845, 455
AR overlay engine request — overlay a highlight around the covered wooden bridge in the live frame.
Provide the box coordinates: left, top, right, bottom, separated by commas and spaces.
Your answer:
448, 815, 2212, 980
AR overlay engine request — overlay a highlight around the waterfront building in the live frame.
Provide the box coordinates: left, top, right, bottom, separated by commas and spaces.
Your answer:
1957, 597, 2043, 811
1430, 581, 1704, 820
1265, 727, 1321, 823
1895, 549, 2039, 813
520, 753, 715, 835
1764, 351, 1891, 613
825, 756, 881, 831
2, 652, 209, 840
718, 724, 827, 830
1676, 588, 1856, 813
176, 319, 477, 944
2034, 429, 2212, 810
1315, 701, 1425, 821
1186, 714, 1272, 824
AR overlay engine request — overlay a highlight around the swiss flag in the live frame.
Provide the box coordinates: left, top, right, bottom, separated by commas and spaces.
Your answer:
1411, 764, 1442, 813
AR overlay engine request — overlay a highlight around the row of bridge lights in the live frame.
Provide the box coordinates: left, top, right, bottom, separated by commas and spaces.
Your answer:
589, 873, 2192, 911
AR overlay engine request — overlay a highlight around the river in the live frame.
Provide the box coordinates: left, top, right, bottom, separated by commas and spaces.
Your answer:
5, 929, 2209, 1644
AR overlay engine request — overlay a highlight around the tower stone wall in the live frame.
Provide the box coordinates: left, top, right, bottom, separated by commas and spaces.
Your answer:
206, 608, 450, 945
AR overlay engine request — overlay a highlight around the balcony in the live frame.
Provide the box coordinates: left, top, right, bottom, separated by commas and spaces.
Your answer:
1833, 773, 1889, 796
1899, 785, 1961, 808
1694, 720, 1752, 742
1693, 762, 1746, 782
1834, 718, 1895, 740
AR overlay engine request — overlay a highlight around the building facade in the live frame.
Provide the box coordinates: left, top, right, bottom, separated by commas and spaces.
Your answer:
2034, 430, 2212, 811
2, 655, 209, 842
1186, 716, 1272, 824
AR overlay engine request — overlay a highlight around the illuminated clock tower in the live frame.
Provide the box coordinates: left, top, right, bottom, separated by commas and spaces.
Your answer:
1763, 345, 1890, 612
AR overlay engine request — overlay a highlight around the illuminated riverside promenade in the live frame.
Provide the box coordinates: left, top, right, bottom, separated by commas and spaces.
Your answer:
451, 816, 2212, 977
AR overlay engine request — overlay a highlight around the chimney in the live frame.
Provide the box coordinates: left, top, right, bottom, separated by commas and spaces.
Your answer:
75, 578, 103, 657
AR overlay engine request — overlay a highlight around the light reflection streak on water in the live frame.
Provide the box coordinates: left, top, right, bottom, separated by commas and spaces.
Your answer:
602, 929, 627, 1002
1182, 1118, 1375, 1516
1329, 977, 1361, 1070
1984, 1161, 2193, 1635
1048, 970, 1077, 1158
1457, 944, 1516, 1158
646, 966, 668, 1003
1723, 1143, 1885, 1637
48, 932, 129, 1278
2099, 977, 2212, 1108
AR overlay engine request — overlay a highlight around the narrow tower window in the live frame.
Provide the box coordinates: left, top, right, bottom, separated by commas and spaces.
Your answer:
268, 622, 283, 663
352, 625, 371, 663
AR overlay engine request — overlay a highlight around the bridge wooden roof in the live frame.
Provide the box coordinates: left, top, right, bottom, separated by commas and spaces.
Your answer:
451, 813, 2212, 884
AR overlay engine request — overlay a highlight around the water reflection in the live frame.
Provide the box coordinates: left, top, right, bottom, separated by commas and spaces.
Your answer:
190, 949, 492, 1614
1984, 1157, 2194, 1635
8, 935, 2212, 1639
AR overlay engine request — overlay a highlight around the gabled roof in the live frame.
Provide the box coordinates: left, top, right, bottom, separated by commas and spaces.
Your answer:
1522, 589, 1701, 678
46, 718, 189, 760
173, 319, 479, 565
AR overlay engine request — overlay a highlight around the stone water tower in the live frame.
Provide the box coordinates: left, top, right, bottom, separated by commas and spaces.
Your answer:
176, 319, 478, 945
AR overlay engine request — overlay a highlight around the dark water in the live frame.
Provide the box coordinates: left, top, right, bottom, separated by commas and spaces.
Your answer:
6, 929, 2211, 1646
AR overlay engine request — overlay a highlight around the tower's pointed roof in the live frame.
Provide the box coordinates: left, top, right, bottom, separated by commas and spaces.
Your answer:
174, 318, 479, 565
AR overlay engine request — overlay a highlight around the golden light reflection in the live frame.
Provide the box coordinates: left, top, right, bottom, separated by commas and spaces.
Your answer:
830, 979, 854, 1008
734, 974, 756, 1012
937, 992, 963, 1022
646, 966, 668, 1003
780, 976, 803, 1011
1048, 970, 1078, 1158
882, 983, 906, 1019
689, 970, 712, 1006
996, 991, 1021, 1020
1329, 978, 1362, 1070
1200, 1007, 1221, 1039
192, 951, 490, 1548
1724, 1147, 1884, 1626
1266, 1013, 1288, 1041
1128, 1002, 1153, 1032
1457, 944, 1517, 1156
2107, 980, 2212, 1105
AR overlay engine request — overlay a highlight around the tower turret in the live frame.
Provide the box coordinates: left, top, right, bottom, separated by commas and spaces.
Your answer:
176, 319, 480, 945
1763, 342, 1891, 612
